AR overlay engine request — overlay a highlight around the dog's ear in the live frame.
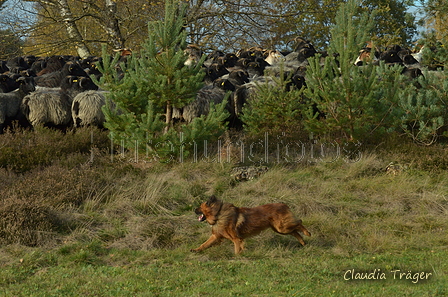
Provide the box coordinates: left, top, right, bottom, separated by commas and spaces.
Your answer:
207, 195, 217, 205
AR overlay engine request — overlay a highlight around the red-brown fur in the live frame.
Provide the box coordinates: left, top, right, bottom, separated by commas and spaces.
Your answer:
191, 196, 311, 254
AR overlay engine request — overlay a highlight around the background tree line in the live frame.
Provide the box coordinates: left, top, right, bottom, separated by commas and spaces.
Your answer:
0, 0, 446, 59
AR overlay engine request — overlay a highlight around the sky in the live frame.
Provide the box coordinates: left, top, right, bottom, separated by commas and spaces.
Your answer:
0, 0, 36, 31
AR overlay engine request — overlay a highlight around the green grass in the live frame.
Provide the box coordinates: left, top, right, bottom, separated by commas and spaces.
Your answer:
0, 247, 446, 296
0, 127, 447, 296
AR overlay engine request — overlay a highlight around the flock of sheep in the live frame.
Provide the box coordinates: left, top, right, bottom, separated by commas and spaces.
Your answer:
0, 37, 435, 133
0, 54, 107, 132
0, 37, 318, 133
178, 39, 314, 127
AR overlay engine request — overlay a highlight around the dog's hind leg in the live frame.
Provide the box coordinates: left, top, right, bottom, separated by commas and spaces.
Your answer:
290, 231, 306, 246
231, 238, 245, 254
296, 222, 311, 237
271, 219, 311, 246
191, 234, 221, 252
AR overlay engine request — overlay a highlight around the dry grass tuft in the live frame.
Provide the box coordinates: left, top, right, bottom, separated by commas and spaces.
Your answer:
107, 215, 196, 250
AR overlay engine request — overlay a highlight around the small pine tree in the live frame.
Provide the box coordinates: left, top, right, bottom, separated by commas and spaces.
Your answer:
96, 0, 228, 160
397, 69, 448, 145
240, 69, 305, 138
301, 0, 403, 142
328, 0, 374, 71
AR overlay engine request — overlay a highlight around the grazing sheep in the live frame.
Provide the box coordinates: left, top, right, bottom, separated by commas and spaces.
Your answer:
379, 47, 402, 64
233, 76, 277, 116
354, 47, 379, 66
80, 56, 103, 80
203, 63, 229, 84
216, 53, 239, 69
30, 57, 48, 74
411, 45, 425, 64
21, 88, 73, 129
63, 75, 98, 92
203, 50, 225, 67
285, 47, 317, 65
21, 76, 94, 129
225, 69, 250, 87
35, 55, 66, 76
246, 58, 269, 78
235, 57, 252, 69
402, 54, 421, 69
0, 77, 35, 132
184, 44, 203, 67
23, 55, 38, 69
71, 90, 108, 128
0, 61, 9, 73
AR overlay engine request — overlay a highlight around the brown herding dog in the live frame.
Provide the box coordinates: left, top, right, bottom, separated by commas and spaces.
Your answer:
191, 196, 311, 254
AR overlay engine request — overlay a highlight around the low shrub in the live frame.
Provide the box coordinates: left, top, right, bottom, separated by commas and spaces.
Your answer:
0, 198, 65, 246
0, 126, 110, 173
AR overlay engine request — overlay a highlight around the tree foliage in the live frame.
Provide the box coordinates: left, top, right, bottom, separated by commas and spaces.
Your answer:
184, 0, 418, 51
359, 0, 417, 47
417, 31, 448, 69
0, 0, 421, 58
0, 29, 24, 59
419, 0, 448, 41
8, 0, 164, 57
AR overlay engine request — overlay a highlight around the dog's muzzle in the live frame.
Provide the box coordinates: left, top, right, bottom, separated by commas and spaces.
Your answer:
195, 207, 206, 222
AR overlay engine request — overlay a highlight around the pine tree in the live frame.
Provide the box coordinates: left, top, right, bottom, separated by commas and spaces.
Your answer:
397, 68, 448, 145
96, 0, 228, 161
240, 68, 305, 138
301, 0, 402, 142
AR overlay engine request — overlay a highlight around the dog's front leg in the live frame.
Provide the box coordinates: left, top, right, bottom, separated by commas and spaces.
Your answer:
191, 234, 221, 252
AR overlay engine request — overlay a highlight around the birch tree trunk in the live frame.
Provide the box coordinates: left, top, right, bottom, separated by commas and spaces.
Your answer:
56, 0, 92, 58
102, 0, 125, 49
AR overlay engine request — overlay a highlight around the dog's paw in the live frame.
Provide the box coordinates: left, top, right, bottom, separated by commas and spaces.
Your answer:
190, 248, 200, 253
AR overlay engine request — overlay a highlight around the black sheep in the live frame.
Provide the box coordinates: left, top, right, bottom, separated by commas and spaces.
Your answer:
0, 74, 20, 93
6, 56, 30, 73
34, 61, 88, 88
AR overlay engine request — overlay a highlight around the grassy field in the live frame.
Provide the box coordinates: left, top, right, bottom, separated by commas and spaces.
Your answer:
0, 127, 447, 296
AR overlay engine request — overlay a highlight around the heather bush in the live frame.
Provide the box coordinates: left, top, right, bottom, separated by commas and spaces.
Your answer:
0, 126, 109, 173
0, 198, 65, 246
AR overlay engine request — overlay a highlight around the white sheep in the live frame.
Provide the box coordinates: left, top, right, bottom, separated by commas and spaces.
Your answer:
21, 76, 97, 129
0, 77, 35, 132
21, 88, 73, 128
264, 50, 285, 66
71, 90, 108, 127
